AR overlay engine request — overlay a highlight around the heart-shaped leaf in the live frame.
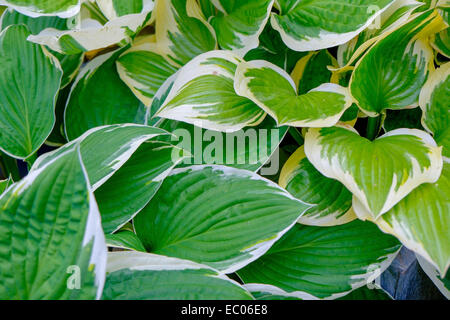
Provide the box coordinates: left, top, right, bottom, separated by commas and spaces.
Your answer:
234, 59, 352, 127
0, 25, 62, 159
237, 219, 401, 299
134, 165, 310, 273
0, 148, 106, 299
304, 126, 443, 219
279, 145, 356, 226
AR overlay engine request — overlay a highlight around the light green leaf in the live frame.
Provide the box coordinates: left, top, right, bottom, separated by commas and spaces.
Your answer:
279, 145, 356, 226
0, 0, 80, 18
304, 126, 443, 219
350, 9, 446, 116
134, 165, 311, 273
102, 252, 253, 300
105, 230, 146, 252
64, 50, 147, 140
271, 0, 394, 51
32, 124, 169, 190
419, 62, 450, 159
95, 141, 190, 233
96, 0, 146, 20
237, 220, 401, 299
431, 7, 449, 58
0, 148, 107, 299
0, 176, 12, 194
368, 162, 450, 276
417, 254, 450, 299
155, 50, 266, 132
28, 1, 154, 54
234, 59, 353, 127
153, 0, 216, 66
0, 25, 62, 159
116, 36, 179, 106
209, 0, 274, 55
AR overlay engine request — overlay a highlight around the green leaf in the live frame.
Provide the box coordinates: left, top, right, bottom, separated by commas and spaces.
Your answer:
244, 284, 318, 300
65, 50, 147, 140
32, 124, 169, 191
95, 141, 190, 233
102, 252, 253, 300
153, 0, 216, 66
338, 286, 392, 300
155, 51, 266, 132
417, 254, 449, 299
1, 8, 69, 34
383, 107, 424, 132
209, 0, 274, 55
419, 62, 449, 159
134, 165, 310, 273
279, 145, 356, 226
237, 220, 401, 299
234, 59, 352, 127
96, 0, 146, 19
0, 148, 107, 299
431, 7, 449, 58
0, 25, 62, 159
304, 126, 443, 219
0, 0, 80, 18
105, 230, 146, 252
350, 10, 446, 116
0, 176, 12, 194
271, 0, 394, 51
116, 36, 179, 106
370, 162, 450, 276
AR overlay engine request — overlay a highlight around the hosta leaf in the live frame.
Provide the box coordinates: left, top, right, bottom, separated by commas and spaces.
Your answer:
116, 36, 179, 106
234, 60, 352, 127
0, 148, 107, 299
383, 107, 424, 132
270, 0, 394, 51
366, 162, 450, 276
350, 9, 446, 116
431, 7, 449, 58
237, 220, 401, 299
1, 8, 69, 34
304, 126, 443, 219
32, 124, 169, 190
134, 165, 311, 273
419, 62, 449, 159
0, 176, 11, 194
279, 145, 356, 226
0, 25, 62, 159
208, 0, 274, 55
65, 50, 147, 140
102, 252, 253, 300
95, 0, 146, 20
153, 0, 216, 66
95, 141, 190, 234
0, 0, 80, 18
158, 117, 288, 172
244, 284, 318, 300
155, 51, 266, 132
105, 230, 146, 252
338, 286, 392, 300
28, 2, 154, 54
417, 254, 450, 299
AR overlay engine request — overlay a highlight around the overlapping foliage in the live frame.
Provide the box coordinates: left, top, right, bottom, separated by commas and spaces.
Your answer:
0, 0, 448, 300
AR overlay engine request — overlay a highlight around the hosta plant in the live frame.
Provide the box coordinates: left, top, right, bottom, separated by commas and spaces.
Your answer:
0, 0, 449, 300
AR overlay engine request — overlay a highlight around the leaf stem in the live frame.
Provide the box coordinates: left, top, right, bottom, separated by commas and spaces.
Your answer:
366, 115, 382, 141
0, 153, 21, 182
288, 127, 304, 146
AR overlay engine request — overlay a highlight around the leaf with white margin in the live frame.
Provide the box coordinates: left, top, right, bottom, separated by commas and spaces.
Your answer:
244, 284, 318, 300
0, 25, 62, 160
208, 0, 274, 55
116, 35, 179, 106
27, 1, 154, 54
32, 124, 169, 191
95, 0, 147, 20
357, 162, 450, 276
279, 145, 356, 226
305, 126, 443, 219
417, 254, 450, 299
153, 0, 216, 66
0, 176, 11, 194
338, 285, 392, 300
234, 59, 353, 128
419, 62, 450, 160
95, 141, 190, 234
270, 0, 394, 52
237, 219, 401, 299
0, 0, 80, 18
431, 7, 449, 58
0, 147, 106, 299
105, 230, 146, 252
155, 51, 266, 132
134, 165, 311, 273
102, 251, 253, 300
350, 9, 446, 116
64, 49, 147, 140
